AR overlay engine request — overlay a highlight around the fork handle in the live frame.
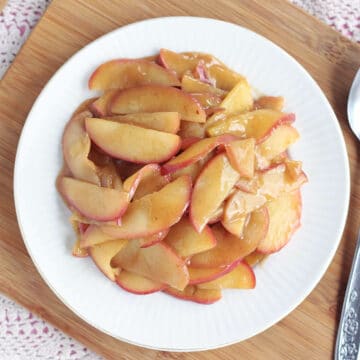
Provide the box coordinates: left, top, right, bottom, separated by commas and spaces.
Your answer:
335, 229, 360, 360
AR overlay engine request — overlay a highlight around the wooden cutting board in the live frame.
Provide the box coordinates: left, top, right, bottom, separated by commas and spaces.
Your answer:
1, 0, 359, 358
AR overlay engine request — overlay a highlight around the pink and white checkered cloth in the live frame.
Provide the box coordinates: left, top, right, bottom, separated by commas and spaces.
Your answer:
0, 0, 359, 359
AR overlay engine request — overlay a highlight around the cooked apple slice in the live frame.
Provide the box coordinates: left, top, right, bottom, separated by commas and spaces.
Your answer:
70, 211, 120, 228
170, 160, 204, 182
244, 251, 267, 266
188, 259, 242, 285
224, 190, 267, 222
73, 98, 98, 116
198, 261, 255, 289
235, 177, 259, 194
178, 121, 206, 139
181, 74, 227, 97
59, 177, 129, 221
116, 271, 165, 294
122, 164, 161, 199
207, 109, 295, 141
129, 167, 170, 201
89, 90, 118, 117
205, 79, 253, 124
180, 137, 202, 150
254, 96, 284, 111
164, 217, 216, 258
208, 205, 224, 224
85, 118, 181, 164
257, 191, 302, 254
190, 207, 269, 268
190, 93, 222, 110
80, 225, 113, 247
62, 110, 100, 185
207, 64, 245, 91
100, 176, 191, 239
88, 59, 180, 90
89, 239, 128, 281
110, 85, 206, 123
163, 135, 235, 174
164, 286, 221, 304
72, 239, 89, 257
158, 49, 221, 78
190, 153, 240, 232
258, 161, 308, 198
111, 240, 189, 290
225, 138, 255, 178
104, 112, 180, 133
255, 125, 299, 168
221, 216, 246, 238
139, 229, 170, 248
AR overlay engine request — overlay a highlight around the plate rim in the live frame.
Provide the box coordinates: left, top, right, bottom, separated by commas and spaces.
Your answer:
13, 16, 351, 352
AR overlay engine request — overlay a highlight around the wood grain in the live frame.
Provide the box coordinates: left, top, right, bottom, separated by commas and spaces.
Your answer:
0, 0, 359, 358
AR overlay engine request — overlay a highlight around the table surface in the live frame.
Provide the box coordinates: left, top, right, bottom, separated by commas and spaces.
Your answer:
0, 0, 360, 359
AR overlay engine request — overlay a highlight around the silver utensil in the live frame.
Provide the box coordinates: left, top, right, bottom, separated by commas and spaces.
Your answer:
335, 68, 360, 360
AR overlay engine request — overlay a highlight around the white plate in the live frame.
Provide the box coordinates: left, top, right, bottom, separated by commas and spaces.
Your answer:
14, 17, 350, 351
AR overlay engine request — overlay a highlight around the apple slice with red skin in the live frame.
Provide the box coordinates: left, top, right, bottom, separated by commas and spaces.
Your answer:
89, 239, 128, 281
100, 175, 192, 239
180, 137, 202, 150
158, 49, 221, 78
258, 161, 308, 199
80, 225, 167, 248
188, 258, 243, 285
158, 49, 242, 91
255, 125, 299, 169
90, 90, 118, 117
190, 153, 240, 233
164, 286, 221, 304
181, 74, 227, 97
207, 109, 295, 141
85, 118, 181, 164
190, 207, 269, 268
80, 225, 113, 247
110, 85, 206, 123
164, 217, 216, 258
257, 191, 302, 254
139, 229, 170, 248
59, 177, 129, 221
62, 110, 100, 185
88, 59, 180, 90
225, 138, 255, 178
104, 112, 180, 133
111, 240, 189, 290
116, 271, 165, 294
163, 134, 236, 175
197, 261, 255, 289
253, 96, 284, 111
122, 164, 161, 199
122, 163, 170, 201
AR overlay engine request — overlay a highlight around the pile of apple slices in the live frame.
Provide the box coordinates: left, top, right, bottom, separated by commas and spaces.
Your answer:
58, 49, 307, 304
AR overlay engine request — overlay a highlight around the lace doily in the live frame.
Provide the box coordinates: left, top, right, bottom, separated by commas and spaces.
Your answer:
0, 0, 359, 359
